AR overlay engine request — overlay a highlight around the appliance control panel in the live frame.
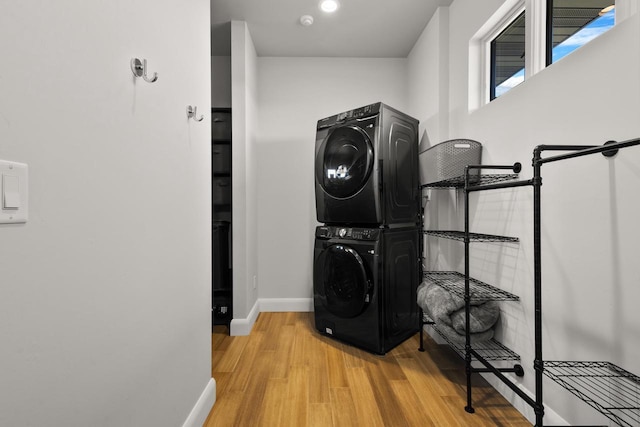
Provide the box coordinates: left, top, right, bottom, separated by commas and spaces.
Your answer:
316, 102, 381, 130
316, 226, 380, 241
336, 103, 377, 121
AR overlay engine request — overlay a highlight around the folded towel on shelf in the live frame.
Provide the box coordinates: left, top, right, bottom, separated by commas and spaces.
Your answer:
417, 278, 500, 345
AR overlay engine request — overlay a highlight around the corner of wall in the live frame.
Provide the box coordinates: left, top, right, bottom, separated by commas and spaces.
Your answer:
230, 19, 260, 325
181, 379, 216, 427
230, 299, 260, 336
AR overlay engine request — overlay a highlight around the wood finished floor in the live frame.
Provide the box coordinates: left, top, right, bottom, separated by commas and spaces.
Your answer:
204, 312, 531, 427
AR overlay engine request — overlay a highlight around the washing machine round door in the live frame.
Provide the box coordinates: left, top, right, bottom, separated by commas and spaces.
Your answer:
314, 244, 370, 318
316, 125, 374, 199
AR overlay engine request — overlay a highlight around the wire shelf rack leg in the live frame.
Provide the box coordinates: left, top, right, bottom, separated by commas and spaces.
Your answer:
533, 147, 545, 426
464, 170, 475, 413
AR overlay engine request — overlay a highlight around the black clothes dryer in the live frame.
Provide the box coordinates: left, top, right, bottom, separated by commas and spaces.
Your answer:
313, 225, 420, 355
314, 102, 419, 226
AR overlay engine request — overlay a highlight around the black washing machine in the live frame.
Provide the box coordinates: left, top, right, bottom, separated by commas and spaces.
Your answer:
313, 225, 420, 354
314, 102, 419, 226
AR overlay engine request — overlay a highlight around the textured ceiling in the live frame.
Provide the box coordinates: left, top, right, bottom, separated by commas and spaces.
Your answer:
210, 0, 454, 57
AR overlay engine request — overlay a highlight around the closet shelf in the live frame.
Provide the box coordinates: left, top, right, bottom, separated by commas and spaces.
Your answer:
422, 313, 520, 362
543, 361, 640, 427
423, 271, 519, 302
421, 173, 520, 189
424, 230, 519, 243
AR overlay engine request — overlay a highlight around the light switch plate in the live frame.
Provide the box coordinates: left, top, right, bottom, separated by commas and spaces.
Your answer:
0, 160, 28, 224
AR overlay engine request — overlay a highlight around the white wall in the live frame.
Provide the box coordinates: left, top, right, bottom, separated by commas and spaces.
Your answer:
230, 21, 260, 334
0, 2, 213, 426
255, 57, 409, 307
408, 7, 451, 148
410, 2, 640, 425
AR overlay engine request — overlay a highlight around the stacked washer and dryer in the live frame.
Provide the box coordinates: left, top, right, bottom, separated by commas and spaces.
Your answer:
313, 102, 421, 355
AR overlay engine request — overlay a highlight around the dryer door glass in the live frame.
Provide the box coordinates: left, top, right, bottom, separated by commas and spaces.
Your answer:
315, 244, 370, 318
318, 126, 373, 199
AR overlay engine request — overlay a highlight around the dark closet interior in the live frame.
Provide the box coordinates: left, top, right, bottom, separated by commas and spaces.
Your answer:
212, 108, 232, 327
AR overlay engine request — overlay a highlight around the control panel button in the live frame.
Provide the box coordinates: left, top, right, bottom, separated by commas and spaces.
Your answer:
317, 227, 330, 238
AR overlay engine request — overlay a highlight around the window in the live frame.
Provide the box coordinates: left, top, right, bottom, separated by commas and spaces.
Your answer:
490, 11, 526, 100
475, 0, 623, 106
547, 1, 616, 65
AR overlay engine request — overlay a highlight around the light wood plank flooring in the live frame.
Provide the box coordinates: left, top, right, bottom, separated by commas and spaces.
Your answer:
204, 312, 531, 426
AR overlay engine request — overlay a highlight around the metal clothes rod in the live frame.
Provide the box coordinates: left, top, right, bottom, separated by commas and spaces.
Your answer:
467, 164, 520, 170
466, 179, 533, 192
470, 349, 537, 409
537, 144, 597, 152
466, 163, 523, 173
464, 163, 525, 192
538, 138, 640, 164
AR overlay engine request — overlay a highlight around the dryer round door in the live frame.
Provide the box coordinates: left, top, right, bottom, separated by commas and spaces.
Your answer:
314, 244, 371, 318
316, 125, 374, 199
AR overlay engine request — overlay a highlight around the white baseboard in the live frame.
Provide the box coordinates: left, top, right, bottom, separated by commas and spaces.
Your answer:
181, 378, 216, 427
229, 299, 260, 336
485, 374, 569, 425
259, 298, 313, 312
228, 298, 312, 336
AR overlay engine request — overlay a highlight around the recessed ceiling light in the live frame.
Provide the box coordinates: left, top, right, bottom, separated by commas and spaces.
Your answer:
319, 0, 340, 13
599, 5, 615, 15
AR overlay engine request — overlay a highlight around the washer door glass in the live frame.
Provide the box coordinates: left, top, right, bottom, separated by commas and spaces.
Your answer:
318, 125, 373, 199
315, 244, 370, 318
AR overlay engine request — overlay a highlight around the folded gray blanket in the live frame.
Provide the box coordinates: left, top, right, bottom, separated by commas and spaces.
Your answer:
417, 279, 500, 345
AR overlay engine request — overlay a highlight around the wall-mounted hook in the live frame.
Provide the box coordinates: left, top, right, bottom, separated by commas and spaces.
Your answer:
131, 58, 158, 83
186, 105, 204, 122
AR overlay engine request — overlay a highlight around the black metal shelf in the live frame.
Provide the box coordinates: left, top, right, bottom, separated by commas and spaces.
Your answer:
424, 271, 519, 302
419, 140, 640, 425
528, 139, 640, 426
420, 161, 530, 418
544, 361, 640, 427
422, 313, 520, 362
421, 173, 520, 189
424, 230, 519, 243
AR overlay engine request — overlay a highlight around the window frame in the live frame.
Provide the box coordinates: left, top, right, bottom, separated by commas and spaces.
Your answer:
545, 0, 618, 67
489, 9, 526, 100
470, 0, 632, 108
476, 0, 526, 105
545, 0, 553, 66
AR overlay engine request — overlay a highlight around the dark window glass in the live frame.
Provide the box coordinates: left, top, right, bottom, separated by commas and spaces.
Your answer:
491, 11, 526, 100
547, 1, 615, 65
